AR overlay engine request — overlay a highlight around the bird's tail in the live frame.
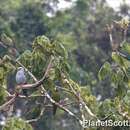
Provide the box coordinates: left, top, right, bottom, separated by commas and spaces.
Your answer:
52, 103, 57, 115
22, 89, 28, 97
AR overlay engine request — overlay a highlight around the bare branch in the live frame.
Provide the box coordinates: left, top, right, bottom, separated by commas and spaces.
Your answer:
122, 29, 127, 44
44, 102, 78, 108
56, 86, 73, 94
43, 91, 82, 125
26, 107, 45, 123
118, 104, 130, 120
61, 74, 99, 121
9, 94, 46, 98
0, 41, 7, 48
106, 24, 114, 49
0, 94, 17, 111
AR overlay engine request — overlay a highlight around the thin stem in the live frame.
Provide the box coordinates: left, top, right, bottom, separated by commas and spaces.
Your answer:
0, 94, 17, 111
26, 107, 45, 123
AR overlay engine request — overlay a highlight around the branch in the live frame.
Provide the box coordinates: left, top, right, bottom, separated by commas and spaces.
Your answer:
0, 41, 7, 48
0, 94, 17, 111
118, 104, 130, 120
106, 24, 114, 50
8, 94, 46, 99
26, 107, 45, 123
123, 29, 127, 43
43, 91, 82, 125
26, 101, 79, 123
61, 74, 99, 121
56, 86, 73, 94
44, 101, 78, 108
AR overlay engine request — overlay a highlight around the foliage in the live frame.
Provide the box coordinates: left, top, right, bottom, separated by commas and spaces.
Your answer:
0, 0, 130, 130
2, 117, 33, 130
98, 18, 130, 126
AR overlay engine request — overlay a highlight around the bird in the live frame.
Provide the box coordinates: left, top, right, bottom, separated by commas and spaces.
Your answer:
16, 67, 28, 96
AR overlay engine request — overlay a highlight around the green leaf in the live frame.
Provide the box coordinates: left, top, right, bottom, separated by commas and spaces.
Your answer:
112, 52, 123, 64
110, 69, 124, 86
55, 33, 77, 51
116, 69, 124, 83
98, 62, 111, 80
53, 41, 68, 59
98, 99, 113, 117
110, 72, 118, 85
126, 67, 130, 79
2, 117, 33, 130
80, 86, 91, 97
116, 83, 127, 97
112, 52, 129, 68
123, 90, 130, 107
0, 67, 4, 80
0, 86, 8, 105
48, 68, 56, 80
32, 35, 52, 55
127, 90, 130, 97
1, 33, 13, 47
121, 43, 130, 53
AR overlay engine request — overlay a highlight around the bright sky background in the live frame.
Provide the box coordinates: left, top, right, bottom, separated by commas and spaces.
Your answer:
106, 0, 130, 10
47, 0, 130, 17
57, 0, 76, 9
58, 0, 130, 10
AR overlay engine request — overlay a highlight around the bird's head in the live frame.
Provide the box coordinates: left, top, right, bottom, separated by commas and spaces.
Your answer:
17, 67, 24, 72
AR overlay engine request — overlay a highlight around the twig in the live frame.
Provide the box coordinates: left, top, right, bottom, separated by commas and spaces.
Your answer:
45, 101, 78, 107
56, 86, 73, 94
62, 74, 99, 121
26, 107, 45, 123
0, 94, 17, 111
43, 91, 82, 125
1, 87, 12, 97
8, 94, 46, 99
106, 24, 114, 49
63, 102, 78, 106
122, 29, 127, 44
0, 41, 7, 48
118, 104, 130, 120
26, 101, 78, 123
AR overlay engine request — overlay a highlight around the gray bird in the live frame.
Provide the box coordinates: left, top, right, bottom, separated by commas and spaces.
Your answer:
16, 67, 28, 96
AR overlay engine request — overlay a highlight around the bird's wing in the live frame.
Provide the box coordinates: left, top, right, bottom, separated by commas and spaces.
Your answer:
16, 71, 26, 84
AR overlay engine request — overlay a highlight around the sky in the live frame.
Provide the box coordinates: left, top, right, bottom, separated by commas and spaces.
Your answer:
106, 0, 130, 10
46, 0, 130, 17
57, 0, 76, 9
58, 0, 130, 10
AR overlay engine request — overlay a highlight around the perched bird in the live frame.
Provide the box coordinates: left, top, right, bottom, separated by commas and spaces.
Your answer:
16, 67, 28, 96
